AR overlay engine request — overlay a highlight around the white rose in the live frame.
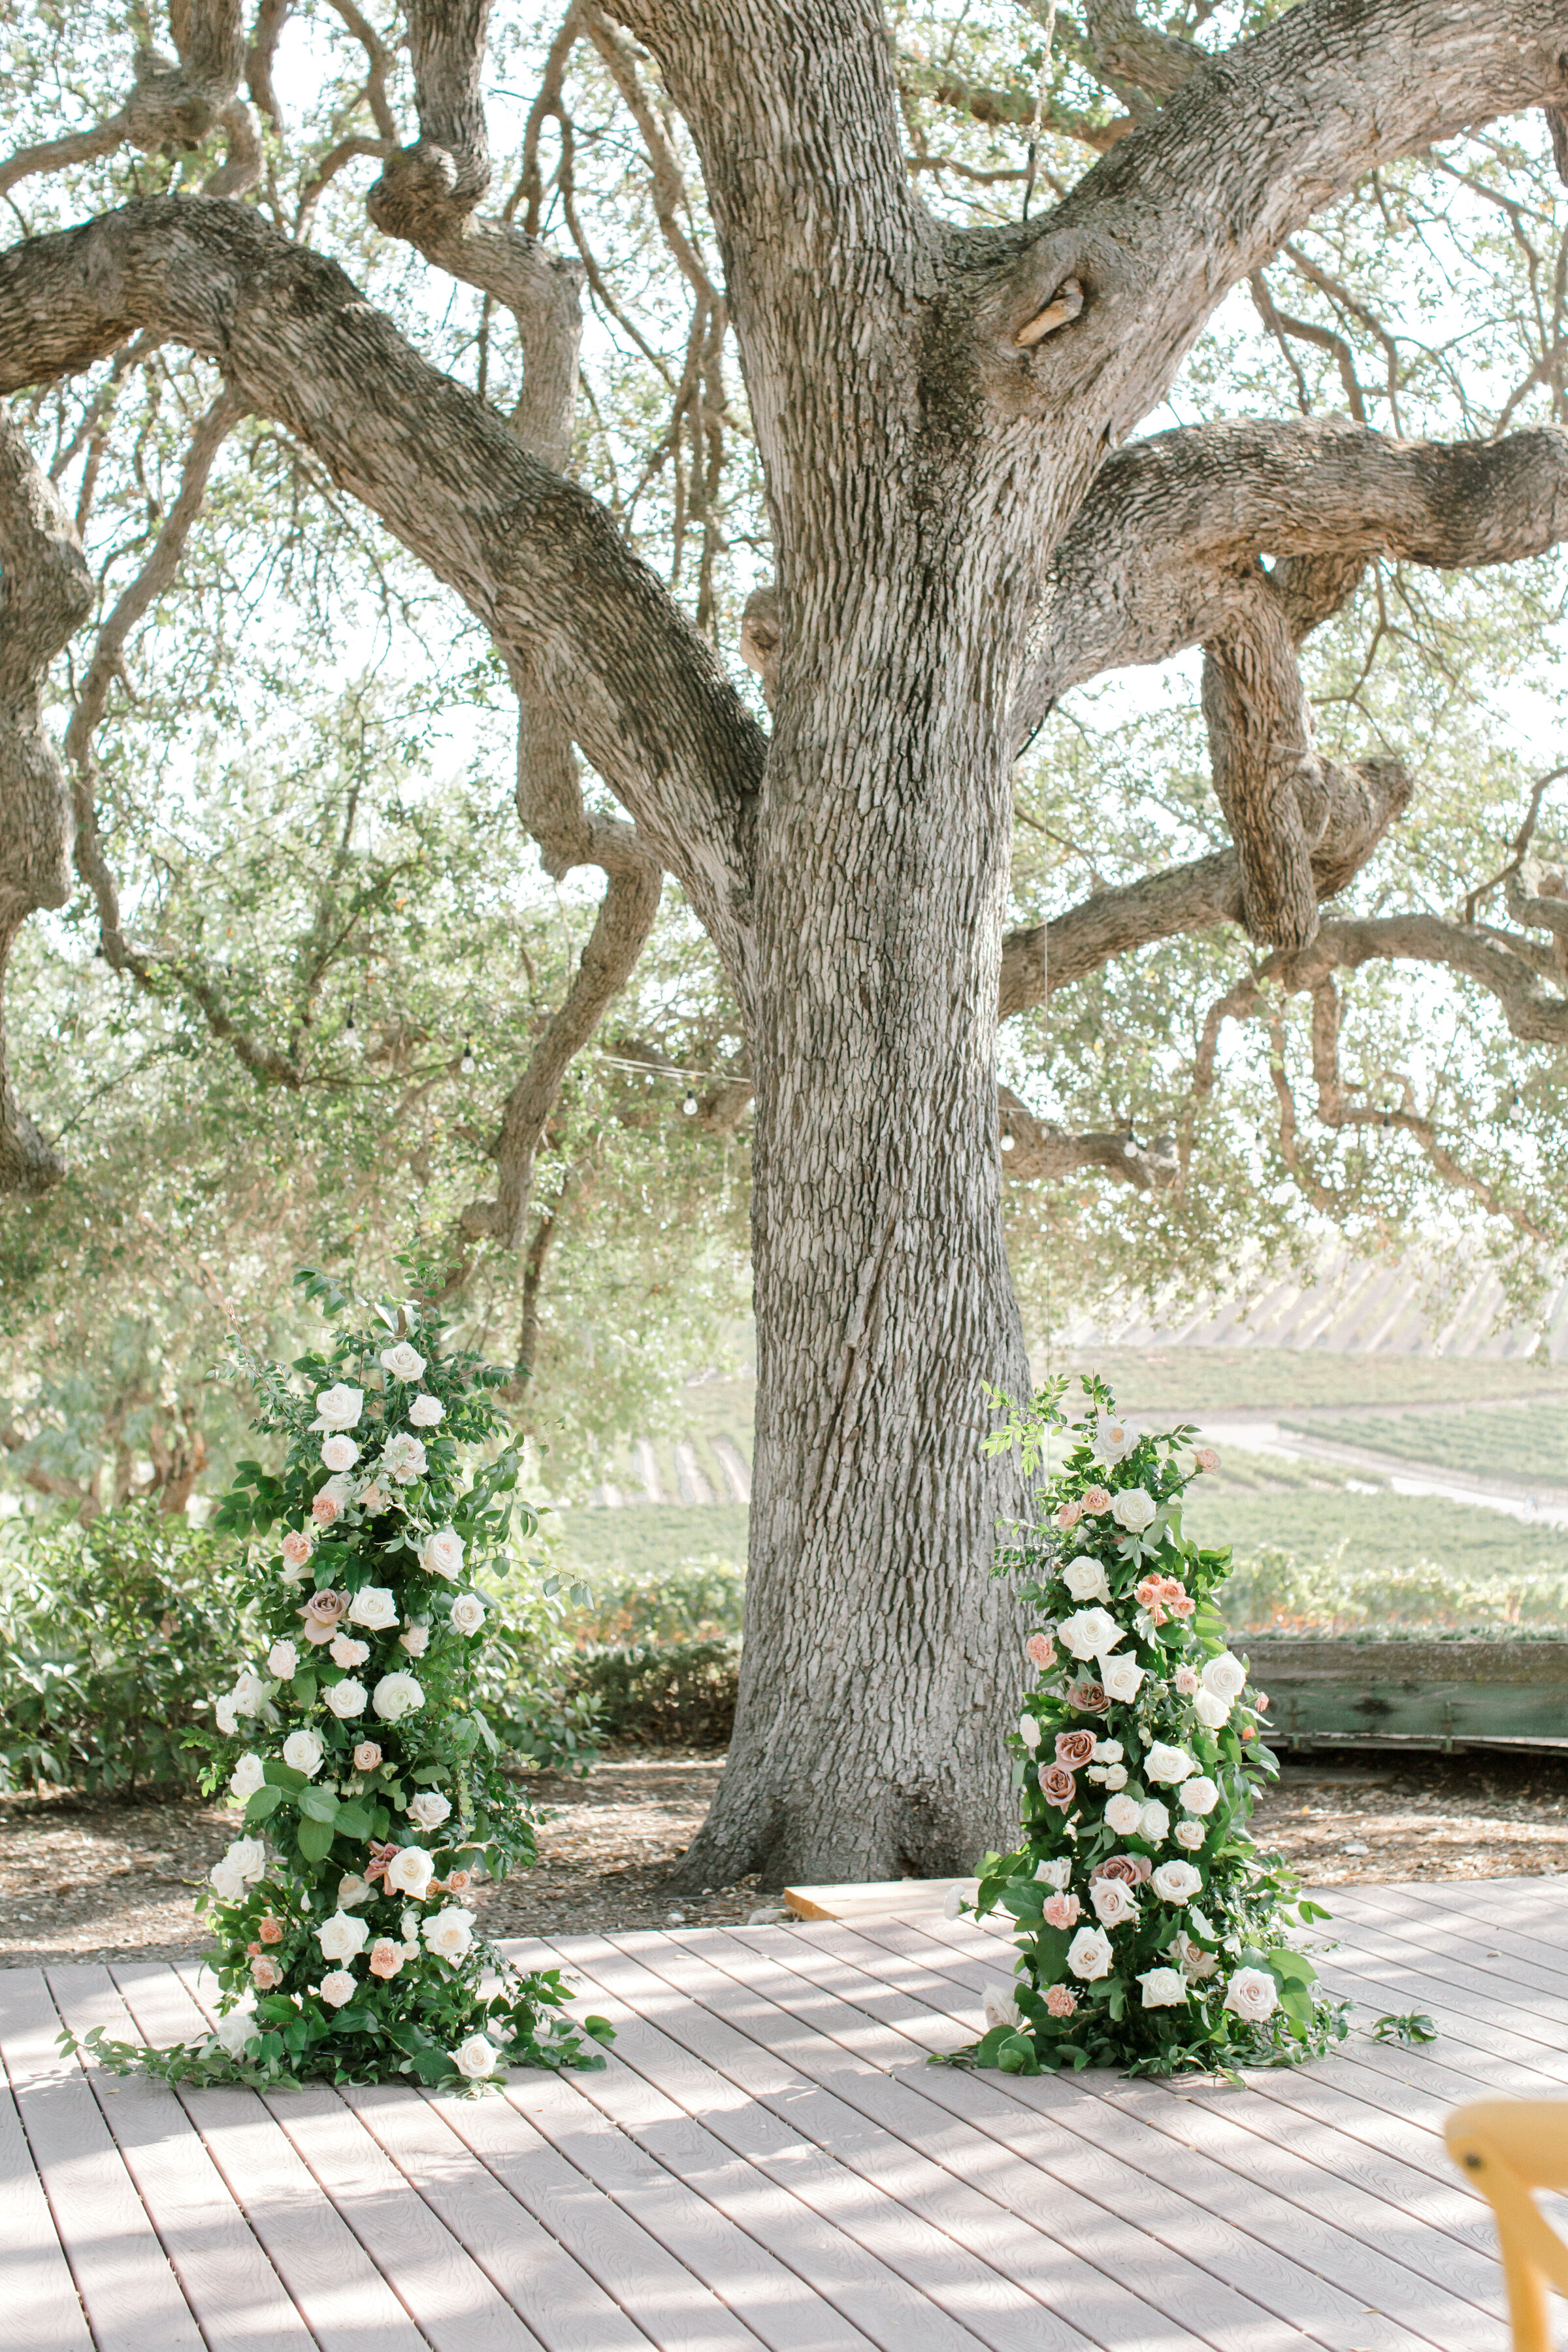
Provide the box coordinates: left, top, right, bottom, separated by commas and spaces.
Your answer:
1103, 1793, 1143, 1836
1175, 1930, 1218, 1982
213, 1691, 240, 1737
1061, 1554, 1110, 1602
1102, 1764, 1128, 1790
408, 1394, 444, 1427
943, 1880, 977, 1917
348, 1586, 399, 1631
232, 1668, 268, 1716
449, 1594, 486, 1637
1092, 1740, 1124, 1764
316, 1910, 370, 1964
1223, 1967, 1280, 2023
420, 1528, 465, 1580
210, 1837, 267, 1898
1194, 1689, 1232, 1729
1098, 1652, 1145, 1704
1090, 1877, 1138, 1927
382, 1433, 428, 1486
1094, 1412, 1134, 1466
1179, 1774, 1220, 1817
373, 1671, 425, 1722
1058, 1608, 1123, 1662
385, 1845, 436, 1899
214, 2005, 257, 2056
320, 1433, 360, 1473
1202, 1652, 1247, 1702
337, 1874, 371, 1908
407, 1790, 453, 1831
1151, 1860, 1203, 1903
325, 1677, 368, 1720
314, 1384, 364, 1429
1189, 1906, 1216, 1942
319, 1969, 358, 2008
421, 1903, 476, 1963
1067, 1925, 1115, 1981
1145, 1742, 1196, 1786
1138, 1966, 1189, 2008
1139, 1800, 1171, 1842
282, 1729, 325, 1778
329, 1634, 370, 1669
1033, 1857, 1071, 1889
400, 1625, 430, 1656
1018, 1713, 1042, 1751
1175, 1818, 1207, 1850
981, 1980, 1024, 2033
267, 1640, 299, 1680
452, 2033, 499, 2080
1110, 1487, 1157, 1533
208, 1860, 248, 1902
381, 1342, 427, 1381
229, 1752, 266, 1801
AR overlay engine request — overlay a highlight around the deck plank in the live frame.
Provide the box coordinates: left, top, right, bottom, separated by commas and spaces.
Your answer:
46, 1965, 314, 2352
0, 1970, 205, 2352
0, 2062, 91, 2352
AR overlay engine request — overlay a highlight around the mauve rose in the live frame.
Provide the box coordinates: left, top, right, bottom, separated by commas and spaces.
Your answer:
299, 1590, 349, 1644
250, 1955, 283, 1989
368, 1938, 404, 1979
1042, 1892, 1081, 1930
1055, 1729, 1096, 1769
1081, 1485, 1112, 1514
353, 1741, 383, 1771
1068, 1680, 1109, 1714
1025, 1632, 1054, 1670
1041, 1764, 1077, 1809
1044, 1984, 1079, 2017
1090, 1855, 1141, 1887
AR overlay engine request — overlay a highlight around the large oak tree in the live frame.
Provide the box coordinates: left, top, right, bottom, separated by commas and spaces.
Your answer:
4, 0, 1568, 1884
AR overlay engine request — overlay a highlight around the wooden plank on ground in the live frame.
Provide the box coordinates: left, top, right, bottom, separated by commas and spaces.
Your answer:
0, 1970, 204, 2352
114, 1963, 425, 2352
46, 1965, 313, 2352
0, 2041, 91, 2352
785, 1884, 962, 1923
728, 1916, 1469, 2352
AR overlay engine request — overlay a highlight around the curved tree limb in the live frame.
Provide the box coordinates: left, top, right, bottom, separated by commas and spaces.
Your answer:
0, 0, 252, 202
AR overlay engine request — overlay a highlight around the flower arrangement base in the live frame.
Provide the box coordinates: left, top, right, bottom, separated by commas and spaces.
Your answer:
947, 1378, 1348, 2081
63, 1266, 611, 2096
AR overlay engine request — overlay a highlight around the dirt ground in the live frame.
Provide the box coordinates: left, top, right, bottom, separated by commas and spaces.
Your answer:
3, 1748, 1567, 1968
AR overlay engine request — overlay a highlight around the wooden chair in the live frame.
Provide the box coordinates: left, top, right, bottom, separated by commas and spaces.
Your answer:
1446, 2100, 1568, 2351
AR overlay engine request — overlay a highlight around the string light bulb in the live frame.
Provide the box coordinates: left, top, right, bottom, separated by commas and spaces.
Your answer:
344, 1003, 359, 1052
1001, 1132, 1016, 1151
683, 1092, 698, 1116
459, 1040, 476, 1073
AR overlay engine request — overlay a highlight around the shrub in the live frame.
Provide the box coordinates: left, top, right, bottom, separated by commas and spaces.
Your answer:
559, 1556, 745, 1646
1219, 1543, 1568, 1635
0, 1502, 260, 1796
566, 1637, 740, 1748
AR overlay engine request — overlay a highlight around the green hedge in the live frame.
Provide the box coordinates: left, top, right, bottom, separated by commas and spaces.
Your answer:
564, 1637, 740, 1748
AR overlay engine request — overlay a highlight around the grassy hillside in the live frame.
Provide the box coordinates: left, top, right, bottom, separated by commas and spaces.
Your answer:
1051, 1347, 1568, 1412
1281, 1403, 1568, 1488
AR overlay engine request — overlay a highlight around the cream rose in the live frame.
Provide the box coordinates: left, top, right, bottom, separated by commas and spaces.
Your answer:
209, 1837, 267, 1901
1179, 1774, 1220, 1816
1194, 1688, 1231, 1729
337, 1873, 372, 1908
1098, 1652, 1145, 1704
400, 1625, 430, 1657
1094, 1412, 1134, 1466
407, 1789, 453, 1831
231, 1667, 267, 1716
1033, 1856, 1071, 1889
319, 1969, 358, 2008
214, 2005, 257, 2056
1138, 1967, 1188, 2009
382, 1432, 428, 1485
267, 1639, 299, 1680
1145, 1742, 1196, 1786
1151, 1860, 1203, 1903
380, 1341, 426, 1381
1110, 1486, 1157, 1533
1102, 1763, 1129, 1790
348, 1586, 399, 1631
421, 1904, 475, 1963
449, 1594, 485, 1637
1139, 1800, 1171, 1842
1175, 1818, 1207, 1850
452, 2033, 499, 2080
420, 1528, 465, 1580
408, 1394, 444, 1427
981, 1981, 1023, 2033
320, 1433, 360, 1472
1058, 1607, 1122, 1661
229, 1752, 266, 1801
317, 1910, 370, 1964
1223, 1967, 1279, 2023
1103, 1792, 1143, 1836
1067, 1925, 1115, 1981
314, 1383, 364, 1429
329, 1633, 370, 1669
351, 1742, 382, 1772
1017, 1713, 1042, 1751
1201, 1652, 1247, 1702
373, 1670, 425, 1722
212, 1691, 241, 1737
324, 1676, 368, 1720
1090, 1877, 1139, 1928
282, 1728, 325, 1778
1061, 1555, 1110, 1602
385, 1845, 436, 1899
1092, 1740, 1123, 1764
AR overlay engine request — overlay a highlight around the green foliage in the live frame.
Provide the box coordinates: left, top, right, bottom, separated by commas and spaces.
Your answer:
566, 1637, 741, 1748
958, 1377, 1347, 2078
1371, 2011, 1439, 2045
1218, 1544, 1568, 1635
1284, 1406, 1568, 1489
0, 1503, 259, 1796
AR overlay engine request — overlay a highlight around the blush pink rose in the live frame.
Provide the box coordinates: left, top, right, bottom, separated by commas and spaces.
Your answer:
444, 1869, 472, 1895
1194, 1447, 1220, 1473
250, 1955, 283, 1989
1043, 1893, 1081, 1930
1054, 1500, 1083, 1531
1055, 1729, 1096, 1769
1081, 1485, 1112, 1514
1041, 1764, 1077, 1809
281, 1528, 314, 1569
1254, 1691, 1269, 1711
353, 1741, 383, 1771
1175, 1664, 1199, 1695
1044, 1984, 1078, 2017
257, 1916, 284, 1946
311, 1490, 344, 1527
368, 1938, 404, 1979
1025, 1632, 1055, 1671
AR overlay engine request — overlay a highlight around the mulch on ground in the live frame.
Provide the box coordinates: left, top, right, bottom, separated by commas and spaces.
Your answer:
2, 1748, 1565, 1967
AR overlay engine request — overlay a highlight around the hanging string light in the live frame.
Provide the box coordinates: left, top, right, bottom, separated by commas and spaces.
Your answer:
459, 1040, 476, 1074
344, 1002, 359, 1053
683, 1092, 699, 1116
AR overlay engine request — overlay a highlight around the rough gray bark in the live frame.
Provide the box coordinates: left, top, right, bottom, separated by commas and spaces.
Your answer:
5, 0, 1568, 1883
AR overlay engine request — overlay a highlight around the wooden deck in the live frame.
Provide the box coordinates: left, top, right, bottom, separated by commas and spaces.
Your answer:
4, 1876, 1567, 2352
